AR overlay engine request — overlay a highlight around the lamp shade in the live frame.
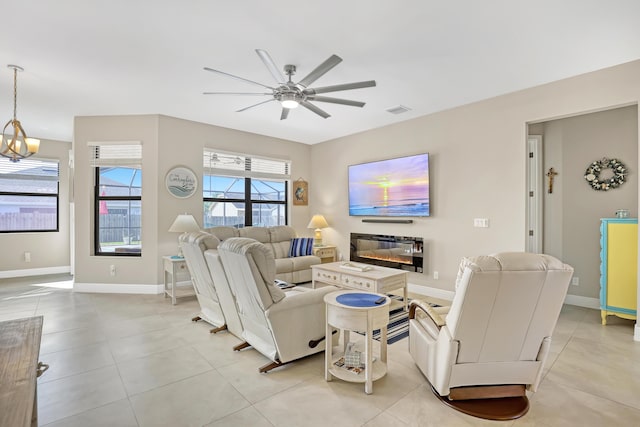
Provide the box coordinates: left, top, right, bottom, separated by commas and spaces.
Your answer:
168, 214, 200, 233
25, 138, 40, 153
307, 214, 329, 229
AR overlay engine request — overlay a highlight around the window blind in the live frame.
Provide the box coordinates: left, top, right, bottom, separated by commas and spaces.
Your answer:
0, 158, 59, 184
203, 149, 291, 180
89, 141, 142, 168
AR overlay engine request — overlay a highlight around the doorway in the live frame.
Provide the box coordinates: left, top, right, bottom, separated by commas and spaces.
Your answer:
526, 105, 638, 304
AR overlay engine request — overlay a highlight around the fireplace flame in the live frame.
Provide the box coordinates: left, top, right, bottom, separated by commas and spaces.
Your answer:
358, 253, 413, 265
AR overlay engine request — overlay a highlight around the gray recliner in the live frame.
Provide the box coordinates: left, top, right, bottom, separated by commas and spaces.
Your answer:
409, 252, 573, 420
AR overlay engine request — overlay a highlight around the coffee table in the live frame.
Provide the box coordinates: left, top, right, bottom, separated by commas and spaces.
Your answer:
312, 262, 408, 311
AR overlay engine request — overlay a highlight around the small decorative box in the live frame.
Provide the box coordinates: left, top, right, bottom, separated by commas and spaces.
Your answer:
344, 342, 362, 368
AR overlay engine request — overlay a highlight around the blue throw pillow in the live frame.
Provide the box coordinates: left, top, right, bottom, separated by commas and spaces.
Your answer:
288, 237, 314, 257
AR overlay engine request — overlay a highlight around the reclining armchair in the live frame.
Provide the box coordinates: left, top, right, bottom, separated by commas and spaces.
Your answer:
218, 237, 338, 372
409, 252, 573, 420
180, 231, 242, 338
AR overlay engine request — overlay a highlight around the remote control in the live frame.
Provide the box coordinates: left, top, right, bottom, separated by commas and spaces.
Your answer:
374, 296, 386, 304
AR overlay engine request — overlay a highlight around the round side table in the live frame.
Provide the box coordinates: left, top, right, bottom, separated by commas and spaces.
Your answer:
324, 290, 390, 394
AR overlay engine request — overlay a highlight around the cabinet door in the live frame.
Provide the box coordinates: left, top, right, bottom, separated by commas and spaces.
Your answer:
607, 223, 638, 311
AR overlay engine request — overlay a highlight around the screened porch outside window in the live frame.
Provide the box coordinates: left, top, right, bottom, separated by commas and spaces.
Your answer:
91, 142, 142, 256
95, 167, 142, 255
203, 150, 289, 228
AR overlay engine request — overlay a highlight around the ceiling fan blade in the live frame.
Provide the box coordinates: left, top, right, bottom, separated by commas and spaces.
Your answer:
280, 108, 290, 120
236, 98, 276, 112
303, 80, 376, 95
203, 92, 272, 95
204, 67, 275, 90
297, 54, 342, 88
300, 100, 330, 119
255, 49, 286, 84
305, 96, 365, 107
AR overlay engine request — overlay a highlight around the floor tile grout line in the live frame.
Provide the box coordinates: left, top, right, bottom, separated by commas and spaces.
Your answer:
543, 376, 640, 414
38, 399, 141, 427
36, 358, 117, 386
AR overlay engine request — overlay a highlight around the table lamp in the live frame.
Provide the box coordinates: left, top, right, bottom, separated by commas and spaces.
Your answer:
307, 214, 329, 246
168, 213, 200, 256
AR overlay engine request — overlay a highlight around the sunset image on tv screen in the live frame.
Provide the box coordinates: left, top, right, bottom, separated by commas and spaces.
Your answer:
348, 153, 430, 217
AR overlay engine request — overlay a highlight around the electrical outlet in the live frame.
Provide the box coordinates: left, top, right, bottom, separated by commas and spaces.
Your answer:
571, 277, 579, 286
110, 265, 116, 276
473, 218, 489, 228
24, 252, 31, 262
433, 271, 439, 280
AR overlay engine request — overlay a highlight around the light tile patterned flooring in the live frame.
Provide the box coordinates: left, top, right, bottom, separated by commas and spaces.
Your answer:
1, 274, 639, 426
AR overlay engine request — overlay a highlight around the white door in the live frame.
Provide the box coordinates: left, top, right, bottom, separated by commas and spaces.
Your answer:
526, 135, 543, 253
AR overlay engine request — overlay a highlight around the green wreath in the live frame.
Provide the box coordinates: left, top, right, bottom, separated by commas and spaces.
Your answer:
584, 158, 628, 191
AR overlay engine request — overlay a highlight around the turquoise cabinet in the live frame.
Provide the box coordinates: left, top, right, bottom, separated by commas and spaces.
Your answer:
599, 218, 638, 325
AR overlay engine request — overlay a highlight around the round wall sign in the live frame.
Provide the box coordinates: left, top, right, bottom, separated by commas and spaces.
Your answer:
165, 166, 197, 198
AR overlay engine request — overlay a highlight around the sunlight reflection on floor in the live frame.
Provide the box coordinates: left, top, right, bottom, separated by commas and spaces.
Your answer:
32, 279, 74, 290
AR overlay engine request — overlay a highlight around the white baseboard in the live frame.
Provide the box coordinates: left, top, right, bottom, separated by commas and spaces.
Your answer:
408, 283, 455, 302
563, 294, 600, 309
0, 266, 71, 279
408, 283, 600, 310
635, 324, 640, 342
74, 282, 164, 294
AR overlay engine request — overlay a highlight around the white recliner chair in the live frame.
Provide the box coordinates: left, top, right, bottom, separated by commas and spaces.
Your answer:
409, 252, 573, 420
217, 237, 339, 372
180, 231, 242, 338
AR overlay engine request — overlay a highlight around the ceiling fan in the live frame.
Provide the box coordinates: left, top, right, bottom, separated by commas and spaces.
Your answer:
203, 49, 376, 120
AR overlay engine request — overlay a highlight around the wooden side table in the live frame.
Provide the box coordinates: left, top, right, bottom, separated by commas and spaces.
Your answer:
313, 245, 337, 263
163, 255, 194, 305
324, 290, 390, 394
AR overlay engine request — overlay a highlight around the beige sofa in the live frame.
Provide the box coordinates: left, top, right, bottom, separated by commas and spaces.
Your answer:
204, 225, 320, 284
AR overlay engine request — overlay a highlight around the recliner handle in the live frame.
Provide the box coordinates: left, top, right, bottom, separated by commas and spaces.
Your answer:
308, 329, 337, 348
409, 300, 446, 327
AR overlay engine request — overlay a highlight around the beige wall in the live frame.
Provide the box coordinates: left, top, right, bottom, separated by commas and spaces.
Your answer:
73, 115, 312, 289
73, 115, 160, 287
310, 60, 640, 297
0, 138, 71, 276
542, 106, 638, 299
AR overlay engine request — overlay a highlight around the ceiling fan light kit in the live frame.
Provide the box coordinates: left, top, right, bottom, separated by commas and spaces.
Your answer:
279, 93, 300, 109
204, 49, 376, 120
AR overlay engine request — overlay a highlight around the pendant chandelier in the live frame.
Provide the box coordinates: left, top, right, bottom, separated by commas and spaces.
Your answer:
1, 65, 40, 162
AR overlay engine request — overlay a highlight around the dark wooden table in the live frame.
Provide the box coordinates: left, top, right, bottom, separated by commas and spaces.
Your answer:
0, 316, 45, 427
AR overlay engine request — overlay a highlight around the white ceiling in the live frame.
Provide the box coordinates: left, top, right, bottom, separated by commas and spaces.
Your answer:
2, 1, 640, 145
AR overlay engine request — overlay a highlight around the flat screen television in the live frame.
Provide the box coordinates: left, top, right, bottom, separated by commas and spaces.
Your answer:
348, 153, 430, 217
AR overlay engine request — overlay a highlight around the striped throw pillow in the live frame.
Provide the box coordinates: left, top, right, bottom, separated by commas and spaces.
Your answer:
288, 237, 314, 257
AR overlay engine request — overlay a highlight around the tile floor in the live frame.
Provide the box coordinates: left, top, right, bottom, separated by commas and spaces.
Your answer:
1, 274, 639, 426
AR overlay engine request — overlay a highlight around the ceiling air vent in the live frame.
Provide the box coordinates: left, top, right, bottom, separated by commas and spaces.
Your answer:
385, 105, 412, 115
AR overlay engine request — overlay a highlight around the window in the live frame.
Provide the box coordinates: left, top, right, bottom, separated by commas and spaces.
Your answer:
91, 143, 142, 256
203, 150, 290, 228
0, 158, 59, 232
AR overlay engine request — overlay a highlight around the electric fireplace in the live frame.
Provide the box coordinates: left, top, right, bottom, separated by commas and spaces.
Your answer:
350, 233, 423, 273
